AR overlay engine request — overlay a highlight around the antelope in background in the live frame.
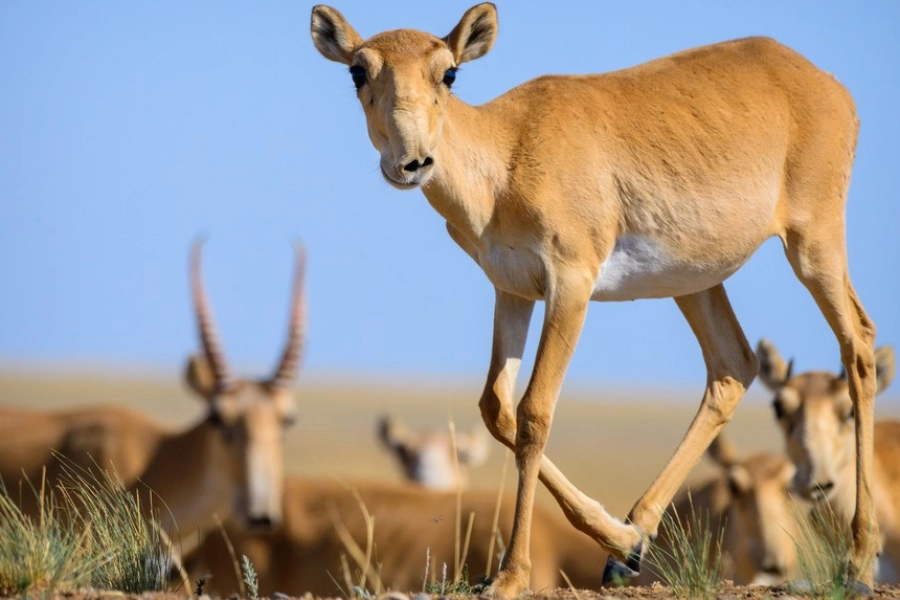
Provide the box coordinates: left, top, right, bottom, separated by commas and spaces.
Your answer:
377, 415, 490, 490
0, 241, 306, 550
757, 339, 898, 582
190, 476, 607, 598
637, 436, 801, 586
311, 3, 877, 593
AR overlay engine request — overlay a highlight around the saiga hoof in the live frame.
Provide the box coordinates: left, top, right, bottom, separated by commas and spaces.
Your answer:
601, 539, 643, 587
850, 581, 874, 598
481, 570, 530, 600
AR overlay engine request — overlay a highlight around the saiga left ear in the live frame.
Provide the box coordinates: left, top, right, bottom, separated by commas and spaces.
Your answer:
444, 3, 498, 65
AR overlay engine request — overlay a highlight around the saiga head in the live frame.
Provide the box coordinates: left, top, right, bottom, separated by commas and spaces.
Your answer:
757, 338, 896, 502
184, 240, 305, 530
310, 4, 498, 189
378, 415, 490, 490
705, 436, 799, 584
724, 453, 799, 584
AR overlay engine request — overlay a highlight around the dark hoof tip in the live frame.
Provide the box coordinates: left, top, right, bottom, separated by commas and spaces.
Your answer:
625, 538, 643, 573
601, 557, 638, 587
851, 581, 874, 598
601, 540, 644, 587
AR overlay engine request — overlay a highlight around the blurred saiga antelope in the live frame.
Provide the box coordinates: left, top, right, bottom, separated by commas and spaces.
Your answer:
190, 476, 607, 597
310, 3, 877, 593
0, 241, 306, 545
639, 436, 800, 586
378, 415, 490, 490
757, 339, 898, 582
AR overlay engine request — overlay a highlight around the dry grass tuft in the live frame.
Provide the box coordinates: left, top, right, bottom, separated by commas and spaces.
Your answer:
790, 498, 873, 600
643, 493, 725, 600
0, 458, 173, 596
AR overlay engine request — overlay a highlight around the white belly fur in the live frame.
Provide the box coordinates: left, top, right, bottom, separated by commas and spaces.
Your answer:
592, 234, 740, 301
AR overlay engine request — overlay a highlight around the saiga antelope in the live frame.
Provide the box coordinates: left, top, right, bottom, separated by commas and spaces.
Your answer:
757, 339, 898, 581
190, 477, 607, 597
638, 436, 801, 586
0, 241, 305, 545
378, 415, 490, 490
310, 4, 877, 593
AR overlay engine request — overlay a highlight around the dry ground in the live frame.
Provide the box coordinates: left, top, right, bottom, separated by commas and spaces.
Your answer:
2, 371, 900, 600
19, 582, 900, 600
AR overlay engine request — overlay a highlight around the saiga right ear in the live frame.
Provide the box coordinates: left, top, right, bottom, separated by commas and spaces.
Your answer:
184, 354, 217, 398
875, 345, 896, 395
456, 425, 491, 467
311, 5, 363, 65
756, 338, 793, 391
707, 434, 739, 469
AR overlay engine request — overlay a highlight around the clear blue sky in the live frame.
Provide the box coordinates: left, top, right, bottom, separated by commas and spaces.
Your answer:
1, 2, 898, 391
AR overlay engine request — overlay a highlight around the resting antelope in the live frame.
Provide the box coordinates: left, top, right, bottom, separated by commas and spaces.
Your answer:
0, 241, 305, 543
190, 477, 607, 597
638, 436, 801, 586
378, 415, 490, 490
757, 339, 898, 581
310, 4, 877, 593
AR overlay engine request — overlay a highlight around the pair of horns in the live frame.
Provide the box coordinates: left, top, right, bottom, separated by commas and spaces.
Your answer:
191, 240, 307, 392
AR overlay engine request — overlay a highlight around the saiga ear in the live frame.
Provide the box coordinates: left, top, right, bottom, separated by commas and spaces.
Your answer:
875, 345, 896, 395
727, 464, 753, 496
756, 338, 793, 391
707, 434, 740, 469
184, 354, 217, 399
311, 5, 363, 65
456, 425, 491, 467
444, 3, 498, 65
378, 415, 414, 450
778, 459, 797, 487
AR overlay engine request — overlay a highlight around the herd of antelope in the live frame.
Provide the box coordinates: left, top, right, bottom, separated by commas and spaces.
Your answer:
1, 3, 895, 598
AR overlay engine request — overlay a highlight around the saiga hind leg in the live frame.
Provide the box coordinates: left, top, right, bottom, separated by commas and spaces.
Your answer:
604, 284, 759, 582
784, 228, 878, 588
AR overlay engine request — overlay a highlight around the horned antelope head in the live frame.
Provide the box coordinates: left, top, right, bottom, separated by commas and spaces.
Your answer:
378, 416, 490, 490
757, 339, 896, 503
184, 241, 305, 530
311, 3, 498, 190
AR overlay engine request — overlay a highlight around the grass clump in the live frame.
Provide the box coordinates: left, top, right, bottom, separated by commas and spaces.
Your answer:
790, 500, 872, 600
0, 460, 174, 597
58, 461, 173, 593
644, 494, 725, 600
0, 476, 86, 596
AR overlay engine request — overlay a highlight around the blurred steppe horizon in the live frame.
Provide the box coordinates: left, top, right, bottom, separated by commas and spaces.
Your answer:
3, 370, 899, 519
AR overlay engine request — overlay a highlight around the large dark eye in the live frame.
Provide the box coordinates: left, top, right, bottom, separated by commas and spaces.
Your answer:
442, 67, 457, 88
349, 65, 366, 90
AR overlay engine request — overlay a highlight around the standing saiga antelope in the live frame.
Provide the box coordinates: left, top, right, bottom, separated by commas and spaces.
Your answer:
310, 4, 877, 594
0, 241, 305, 546
378, 415, 490, 490
757, 339, 898, 581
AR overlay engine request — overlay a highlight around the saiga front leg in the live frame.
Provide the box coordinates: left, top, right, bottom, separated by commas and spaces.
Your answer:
483, 276, 638, 598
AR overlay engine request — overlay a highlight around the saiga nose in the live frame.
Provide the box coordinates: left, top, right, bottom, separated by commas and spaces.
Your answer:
403, 156, 434, 172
